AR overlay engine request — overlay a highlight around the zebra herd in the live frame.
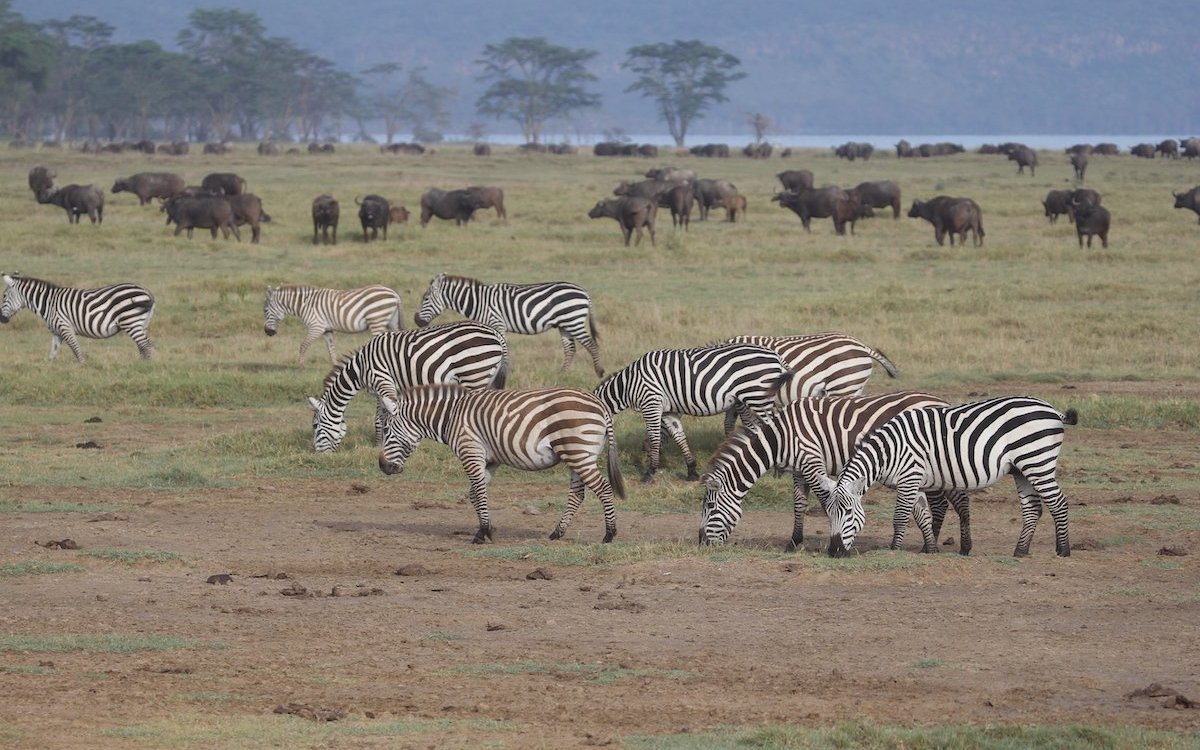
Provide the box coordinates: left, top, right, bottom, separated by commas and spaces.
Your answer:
0, 268, 1079, 558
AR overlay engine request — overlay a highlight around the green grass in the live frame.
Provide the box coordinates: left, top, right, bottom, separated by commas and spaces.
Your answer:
0, 500, 131, 513
625, 722, 1200, 750
81, 549, 182, 564
175, 691, 269, 703
0, 634, 218, 653
0, 560, 84, 577
1, 665, 54, 675
450, 661, 690, 684
1076, 505, 1200, 531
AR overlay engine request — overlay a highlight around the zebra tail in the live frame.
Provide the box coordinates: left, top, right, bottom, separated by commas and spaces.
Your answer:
767, 369, 795, 399
1062, 408, 1079, 426
490, 355, 509, 389
606, 420, 626, 500
589, 310, 600, 343
869, 347, 901, 378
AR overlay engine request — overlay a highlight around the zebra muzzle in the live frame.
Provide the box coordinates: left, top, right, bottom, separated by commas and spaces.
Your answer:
378, 455, 403, 475
263, 326, 276, 336
827, 534, 850, 558
0, 314, 8, 324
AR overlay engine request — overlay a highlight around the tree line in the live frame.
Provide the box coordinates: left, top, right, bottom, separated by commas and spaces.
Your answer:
0, 2, 746, 146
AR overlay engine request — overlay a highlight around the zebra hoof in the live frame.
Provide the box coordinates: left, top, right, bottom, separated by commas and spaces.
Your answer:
1013, 547, 1030, 558
921, 544, 939, 554
602, 529, 616, 543
548, 528, 564, 541
785, 537, 802, 553
685, 468, 700, 481
1057, 546, 1071, 558
640, 472, 656, 484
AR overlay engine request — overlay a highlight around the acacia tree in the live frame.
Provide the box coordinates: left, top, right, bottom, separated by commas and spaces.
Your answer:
475, 37, 599, 144
623, 40, 746, 147
0, 0, 55, 136
362, 63, 455, 143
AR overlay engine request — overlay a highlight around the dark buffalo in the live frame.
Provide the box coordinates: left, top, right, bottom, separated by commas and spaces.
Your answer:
895, 139, 914, 158
690, 178, 738, 221
847, 180, 901, 219
776, 169, 814, 192
1065, 144, 1093, 156
548, 143, 578, 155
156, 141, 189, 156
1156, 139, 1179, 159
1131, 143, 1156, 158
257, 142, 280, 156
202, 142, 232, 155
977, 144, 1000, 154
356, 194, 391, 241
381, 142, 425, 155
133, 139, 155, 154
1067, 188, 1101, 222
996, 142, 1026, 156
312, 194, 340, 245
723, 193, 747, 222
162, 195, 239, 240
1172, 186, 1200, 223
1093, 143, 1120, 156
614, 179, 677, 202
638, 144, 659, 158
743, 142, 772, 159
420, 188, 481, 227
779, 148, 793, 158
689, 143, 730, 158
473, 143, 492, 156
774, 187, 861, 235
657, 183, 694, 230
588, 197, 656, 246
112, 172, 186, 205
27, 166, 55, 197
645, 167, 696, 182
907, 196, 984, 246
37, 185, 104, 224
226, 194, 271, 244
1009, 146, 1038, 175
1181, 138, 1200, 160
835, 141, 874, 161
1074, 203, 1110, 248
1070, 152, 1088, 181
519, 142, 548, 153
200, 172, 246, 196
467, 186, 506, 221
593, 141, 623, 156
1042, 190, 1074, 224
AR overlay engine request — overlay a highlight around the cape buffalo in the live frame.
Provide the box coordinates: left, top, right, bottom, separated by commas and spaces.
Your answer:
744, 143, 772, 159
226, 194, 271, 244
658, 183, 694, 230
473, 143, 492, 156
1009, 146, 1038, 176
257, 142, 280, 155
202, 142, 231, 155
467, 186, 506, 221
847, 180, 901, 219
723, 193, 747, 222
645, 167, 696, 182
1043, 190, 1074, 224
835, 141, 874, 161
1066, 144, 1093, 156
908, 196, 984, 246
1070, 152, 1088, 181
356, 194, 391, 241
200, 172, 246, 196
312, 195, 340, 245
1173, 186, 1200, 223
27, 166, 54, 197
776, 170, 814, 192
1067, 188, 1101, 222
774, 187, 861, 235
111, 172, 185, 205
895, 140, 914, 158
1156, 140, 1179, 159
162, 195, 239, 240
1074, 203, 1110, 248
420, 188, 481, 227
37, 185, 104, 224
1131, 143, 1156, 158
1093, 143, 1120, 156
588, 197, 656, 246
690, 178, 738, 221
689, 143, 730, 158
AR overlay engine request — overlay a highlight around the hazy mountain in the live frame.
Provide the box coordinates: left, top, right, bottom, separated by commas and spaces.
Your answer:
15, 0, 1200, 138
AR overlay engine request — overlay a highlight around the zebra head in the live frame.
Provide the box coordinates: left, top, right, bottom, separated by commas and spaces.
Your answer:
0, 273, 24, 324
377, 394, 419, 475
414, 273, 447, 327
308, 395, 347, 453
262, 286, 284, 336
821, 473, 868, 557
698, 473, 745, 545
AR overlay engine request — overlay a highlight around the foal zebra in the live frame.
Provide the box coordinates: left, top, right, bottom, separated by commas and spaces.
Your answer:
377, 385, 625, 543
414, 273, 604, 377
701, 392, 970, 552
594, 343, 793, 482
1, 273, 155, 361
263, 284, 403, 364
819, 396, 1078, 558
307, 321, 507, 453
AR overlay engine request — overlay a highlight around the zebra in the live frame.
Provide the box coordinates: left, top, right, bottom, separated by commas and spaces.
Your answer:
721, 332, 900, 432
1, 273, 155, 361
263, 284, 403, 364
818, 396, 1078, 558
377, 385, 625, 543
307, 320, 508, 453
594, 343, 793, 483
700, 392, 970, 553
414, 273, 604, 377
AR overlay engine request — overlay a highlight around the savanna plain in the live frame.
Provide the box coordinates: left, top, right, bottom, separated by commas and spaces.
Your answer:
0, 143, 1198, 749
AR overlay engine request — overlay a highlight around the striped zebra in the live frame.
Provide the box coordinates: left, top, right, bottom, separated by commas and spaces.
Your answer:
307, 321, 507, 453
721, 332, 899, 431
414, 273, 604, 377
701, 392, 970, 552
594, 343, 793, 483
263, 284, 403, 364
818, 396, 1078, 558
377, 385, 625, 543
1, 273, 155, 361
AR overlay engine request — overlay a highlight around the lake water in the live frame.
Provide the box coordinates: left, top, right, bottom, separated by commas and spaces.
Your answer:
435, 133, 1183, 150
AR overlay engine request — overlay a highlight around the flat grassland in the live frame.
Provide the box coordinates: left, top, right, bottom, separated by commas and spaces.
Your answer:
0, 143, 1197, 749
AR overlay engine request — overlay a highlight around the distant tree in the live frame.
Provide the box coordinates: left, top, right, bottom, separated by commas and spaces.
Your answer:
746, 112, 773, 144
623, 40, 746, 147
465, 121, 487, 142
0, 0, 55, 135
39, 15, 114, 139
475, 36, 599, 144
364, 63, 454, 143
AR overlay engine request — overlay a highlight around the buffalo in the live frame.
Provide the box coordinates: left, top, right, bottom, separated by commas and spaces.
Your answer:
1181, 138, 1200, 160
690, 178, 738, 221
37, 185, 104, 224
895, 139, 914, 158
356, 194, 391, 241
773, 187, 862, 235
388, 205, 410, 225
743, 143, 772, 159
548, 143, 578, 155
257, 142, 280, 156
1074, 203, 1110, 248
226, 194, 271, 244
1042, 190, 1074, 224
614, 179, 677, 202
1131, 143, 1156, 159
593, 141, 623, 156
835, 141, 874, 161
1070, 152, 1088, 181
1009, 146, 1038, 176
466, 186, 506, 221
112, 172, 186, 205
638, 144, 659, 158
645, 167, 696, 182
27, 166, 55, 197
847, 180, 901, 219
200, 172, 246, 196
689, 143, 730, 158
723, 193, 747, 223
312, 195, 340, 245
202, 142, 232, 155
156, 141, 189, 156
588, 197, 656, 246
381, 142, 425, 155
1093, 143, 1120, 156
907, 196, 984, 246
1172, 186, 1200, 223
473, 143, 492, 156
1156, 140, 1179, 159
420, 188, 481, 227
1067, 188, 1101, 222
776, 170, 814, 192
1065, 144, 1093, 156
162, 195, 239, 240
658, 183, 694, 230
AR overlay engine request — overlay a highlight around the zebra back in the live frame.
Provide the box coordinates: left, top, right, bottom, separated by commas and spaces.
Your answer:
2, 274, 154, 338
265, 284, 401, 334
727, 332, 899, 399
417, 273, 592, 337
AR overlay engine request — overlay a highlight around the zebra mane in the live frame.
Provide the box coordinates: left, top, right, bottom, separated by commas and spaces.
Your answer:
8, 275, 57, 289
320, 350, 359, 392
708, 426, 754, 468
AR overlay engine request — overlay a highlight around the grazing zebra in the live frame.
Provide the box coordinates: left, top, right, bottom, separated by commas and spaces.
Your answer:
701, 392, 970, 552
818, 396, 1078, 558
263, 284, 403, 364
721, 332, 900, 431
307, 321, 507, 453
377, 385, 625, 543
594, 343, 793, 483
414, 273, 604, 377
0, 273, 155, 361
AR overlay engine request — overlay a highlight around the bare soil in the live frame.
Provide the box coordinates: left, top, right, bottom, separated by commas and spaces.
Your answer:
1, 385, 1198, 748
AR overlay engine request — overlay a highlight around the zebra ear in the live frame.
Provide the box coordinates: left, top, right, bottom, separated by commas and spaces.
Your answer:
2, 274, 13, 286
307, 396, 322, 411
809, 382, 827, 398
815, 473, 837, 495
379, 394, 399, 417
702, 475, 721, 492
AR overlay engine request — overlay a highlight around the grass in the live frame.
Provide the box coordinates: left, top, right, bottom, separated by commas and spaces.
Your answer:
911, 659, 945, 669
450, 661, 690, 684
0, 500, 131, 513
80, 549, 182, 564
0, 560, 84, 577
0, 634, 218, 653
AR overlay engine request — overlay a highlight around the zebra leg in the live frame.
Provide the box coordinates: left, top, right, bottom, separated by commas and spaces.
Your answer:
928, 491, 950, 541
787, 471, 810, 552
580, 333, 604, 378
639, 405, 665, 483
460, 453, 496, 544
297, 327, 322, 365
661, 413, 698, 480
913, 493, 938, 553
559, 334, 577, 372
322, 331, 337, 363
552, 465, 617, 543
889, 486, 921, 551
550, 471, 586, 541
1011, 469, 1044, 557
1022, 467, 1071, 557
126, 328, 155, 359
723, 409, 737, 435
944, 490, 972, 556
58, 329, 85, 362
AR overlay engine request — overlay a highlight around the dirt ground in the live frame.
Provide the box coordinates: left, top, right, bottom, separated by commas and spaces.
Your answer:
1, 384, 1198, 748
